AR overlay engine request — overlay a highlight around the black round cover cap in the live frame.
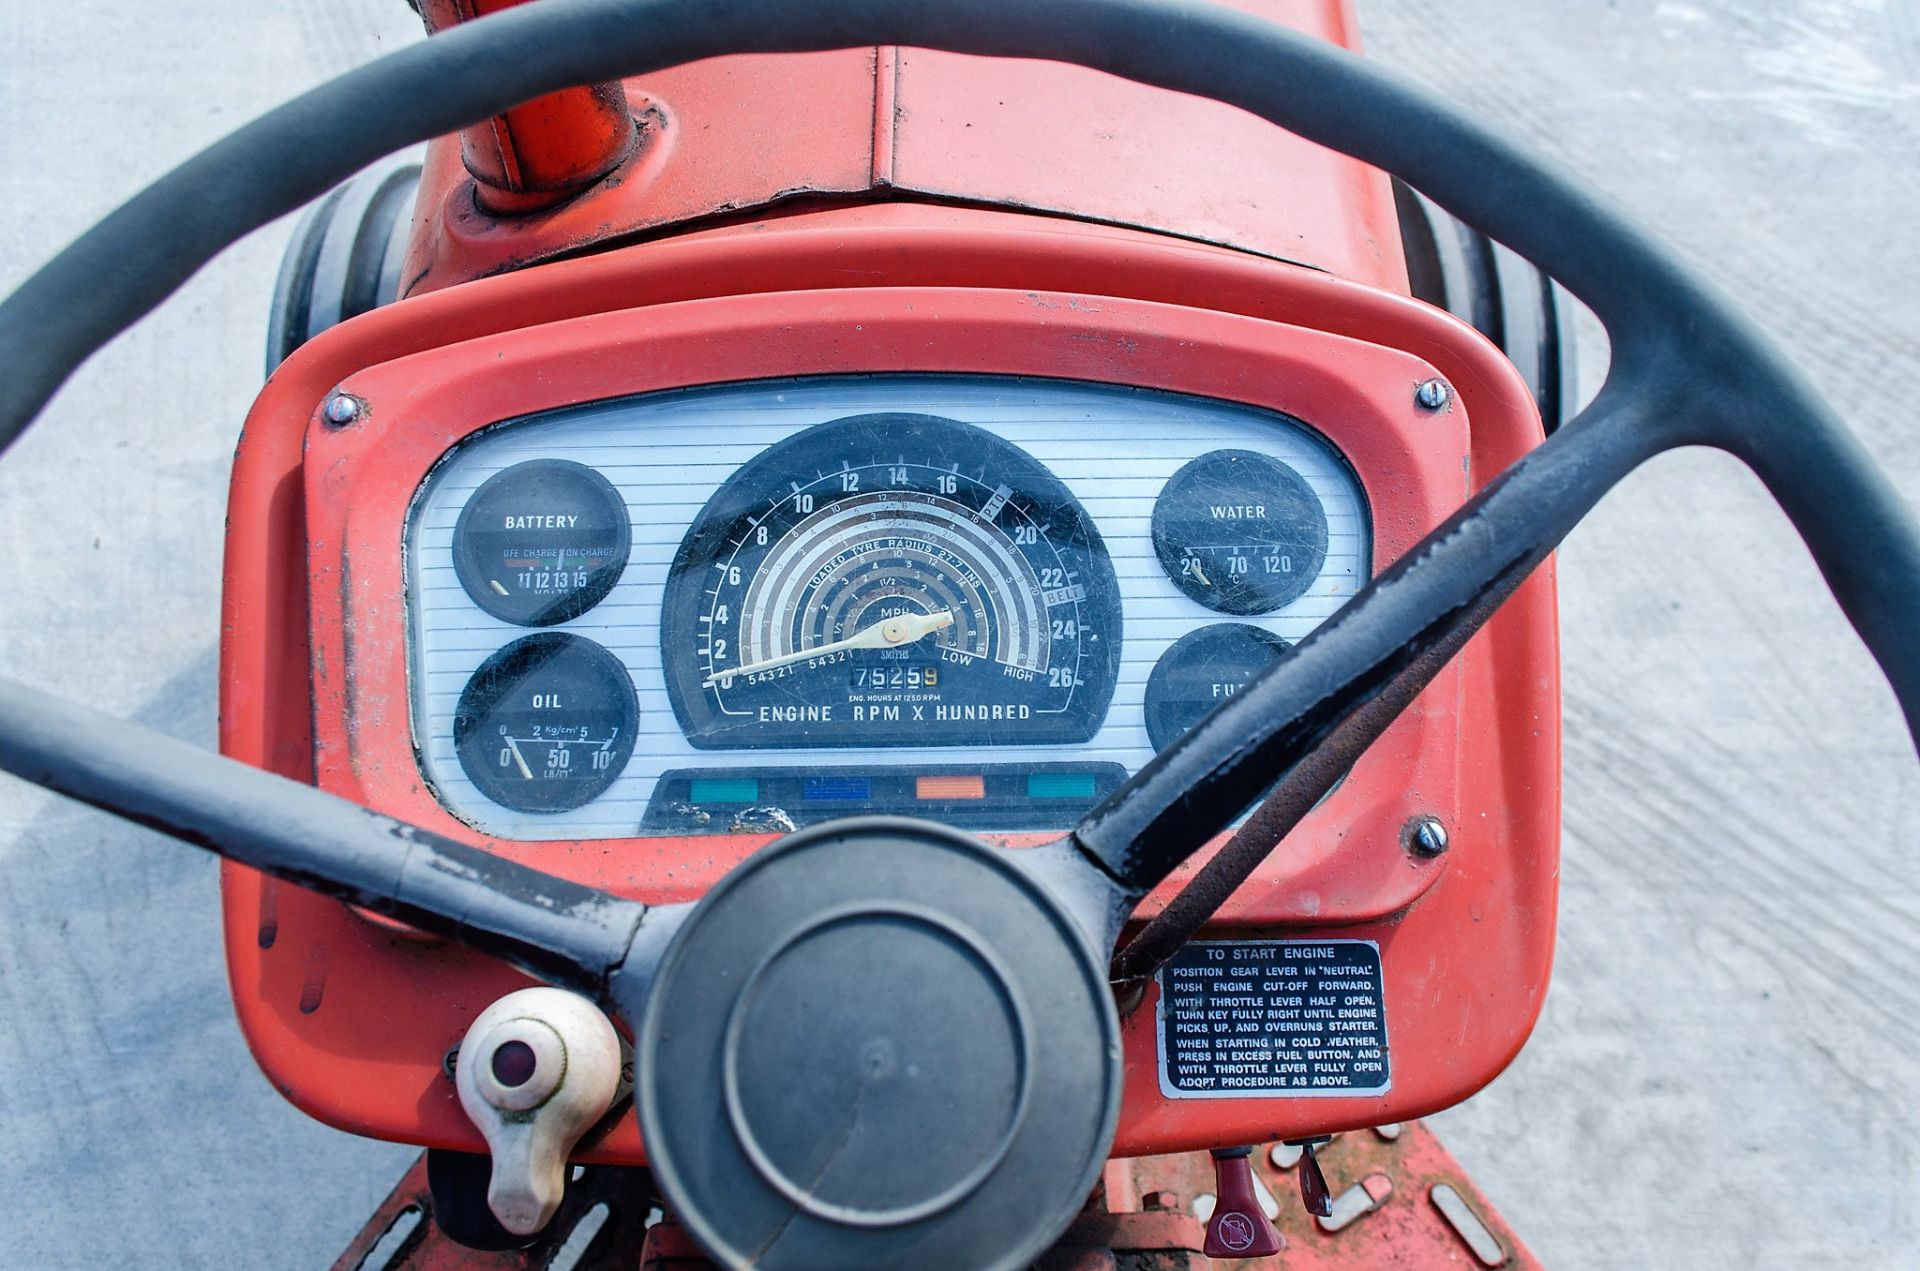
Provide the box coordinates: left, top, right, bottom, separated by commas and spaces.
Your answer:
637, 818, 1122, 1269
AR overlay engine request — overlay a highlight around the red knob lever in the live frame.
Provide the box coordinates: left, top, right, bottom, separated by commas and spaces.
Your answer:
1204, 1147, 1283, 1259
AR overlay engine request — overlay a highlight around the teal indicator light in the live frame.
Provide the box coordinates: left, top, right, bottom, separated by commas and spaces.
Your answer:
689, 777, 760, 804
1026, 771, 1096, 799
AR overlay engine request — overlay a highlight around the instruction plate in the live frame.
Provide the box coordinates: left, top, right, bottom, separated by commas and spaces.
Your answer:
1156, 939, 1390, 1099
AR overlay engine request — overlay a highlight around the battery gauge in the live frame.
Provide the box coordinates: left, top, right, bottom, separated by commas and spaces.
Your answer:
452, 459, 631, 626
1151, 449, 1329, 615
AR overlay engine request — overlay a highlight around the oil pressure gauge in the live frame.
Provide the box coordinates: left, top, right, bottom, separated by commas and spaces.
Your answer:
453, 633, 638, 812
1151, 449, 1329, 614
452, 458, 631, 626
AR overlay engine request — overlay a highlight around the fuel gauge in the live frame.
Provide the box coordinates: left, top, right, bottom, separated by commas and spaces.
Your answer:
1142, 624, 1293, 752
1151, 449, 1328, 615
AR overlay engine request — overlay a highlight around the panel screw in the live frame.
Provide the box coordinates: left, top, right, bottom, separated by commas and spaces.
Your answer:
323, 392, 362, 426
1414, 378, 1452, 410
1408, 816, 1449, 856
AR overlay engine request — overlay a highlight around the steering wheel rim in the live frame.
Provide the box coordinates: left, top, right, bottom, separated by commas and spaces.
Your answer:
0, 1, 1915, 1265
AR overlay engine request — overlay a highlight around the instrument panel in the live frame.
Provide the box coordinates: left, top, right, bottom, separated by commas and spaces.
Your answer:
407, 375, 1370, 840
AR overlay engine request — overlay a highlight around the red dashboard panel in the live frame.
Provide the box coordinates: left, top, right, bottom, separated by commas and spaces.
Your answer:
221, 205, 1556, 1158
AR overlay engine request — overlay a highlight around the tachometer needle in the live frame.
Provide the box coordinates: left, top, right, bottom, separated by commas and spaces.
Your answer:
705, 610, 954, 687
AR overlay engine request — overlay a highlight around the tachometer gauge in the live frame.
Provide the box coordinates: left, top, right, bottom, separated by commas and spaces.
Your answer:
661, 414, 1122, 748
453, 632, 638, 812
1151, 449, 1329, 614
1142, 624, 1293, 751
451, 459, 631, 626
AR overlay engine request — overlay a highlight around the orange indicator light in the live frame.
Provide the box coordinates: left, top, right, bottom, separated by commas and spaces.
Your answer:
916, 774, 986, 800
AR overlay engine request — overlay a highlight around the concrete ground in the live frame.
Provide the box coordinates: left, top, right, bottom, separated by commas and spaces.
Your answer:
0, 1, 1915, 1266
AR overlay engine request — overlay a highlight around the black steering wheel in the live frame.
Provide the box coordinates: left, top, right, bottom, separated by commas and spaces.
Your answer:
1, 2, 1916, 1266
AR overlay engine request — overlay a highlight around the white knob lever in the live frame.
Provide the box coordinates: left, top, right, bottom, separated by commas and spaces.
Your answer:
454, 987, 621, 1235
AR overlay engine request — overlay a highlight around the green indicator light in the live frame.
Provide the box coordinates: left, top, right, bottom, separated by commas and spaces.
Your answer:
1027, 772, 1096, 799
690, 778, 760, 804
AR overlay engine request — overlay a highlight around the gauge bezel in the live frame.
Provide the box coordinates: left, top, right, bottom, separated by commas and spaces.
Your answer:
361, 287, 1471, 897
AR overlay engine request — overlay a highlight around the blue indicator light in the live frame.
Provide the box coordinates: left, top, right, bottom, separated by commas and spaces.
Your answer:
804, 776, 871, 801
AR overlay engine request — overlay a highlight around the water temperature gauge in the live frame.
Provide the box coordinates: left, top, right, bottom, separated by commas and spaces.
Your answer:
1151, 449, 1329, 615
453, 633, 638, 812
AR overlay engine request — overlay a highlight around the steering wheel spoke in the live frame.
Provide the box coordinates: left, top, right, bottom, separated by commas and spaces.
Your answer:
1075, 381, 1673, 898
0, 677, 648, 998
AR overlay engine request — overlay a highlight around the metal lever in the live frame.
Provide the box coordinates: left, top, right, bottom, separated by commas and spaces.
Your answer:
454, 987, 622, 1235
1291, 1136, 1334, 1218
1204, 1146, 1283, 1259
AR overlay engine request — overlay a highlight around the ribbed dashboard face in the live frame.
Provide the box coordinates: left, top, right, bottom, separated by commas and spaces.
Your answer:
406, 375, 1370, 840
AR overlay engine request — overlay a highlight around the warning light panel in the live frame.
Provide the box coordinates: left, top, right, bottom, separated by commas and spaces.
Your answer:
644, 763, 1125, 833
